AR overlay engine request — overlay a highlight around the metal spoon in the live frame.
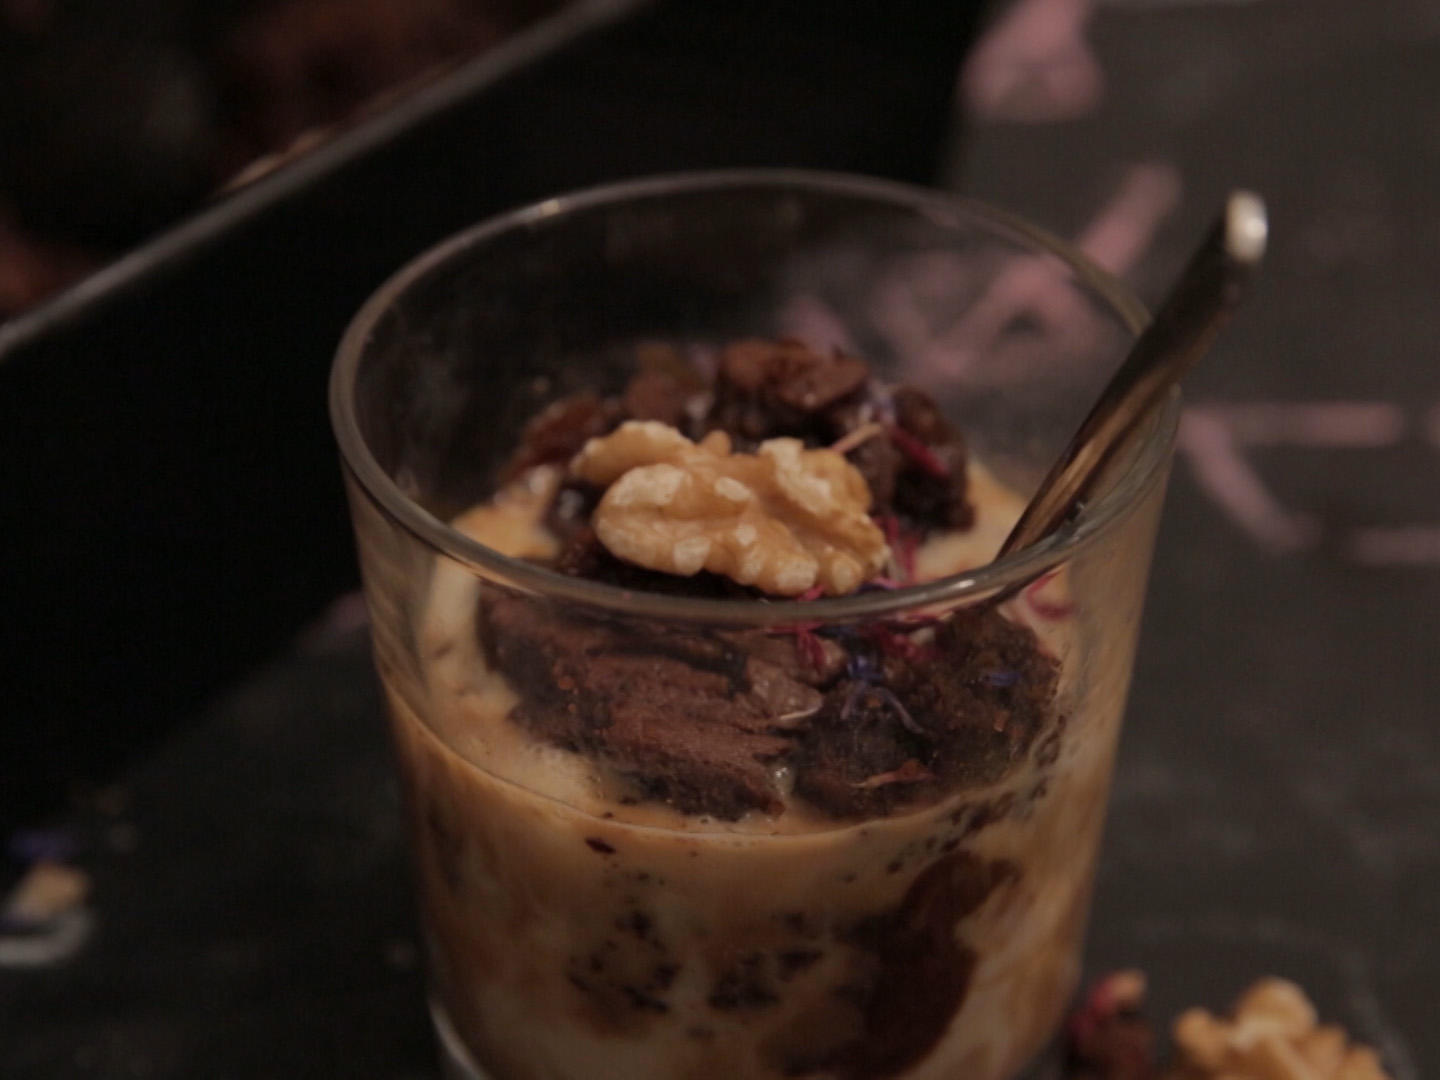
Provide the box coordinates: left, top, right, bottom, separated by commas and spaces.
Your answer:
997, 190, 1268, 561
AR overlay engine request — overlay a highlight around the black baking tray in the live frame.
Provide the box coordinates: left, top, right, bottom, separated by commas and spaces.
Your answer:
0, 0, 987, 833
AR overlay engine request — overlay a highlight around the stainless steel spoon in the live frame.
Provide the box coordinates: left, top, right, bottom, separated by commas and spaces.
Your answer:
997, 190, 1269, 561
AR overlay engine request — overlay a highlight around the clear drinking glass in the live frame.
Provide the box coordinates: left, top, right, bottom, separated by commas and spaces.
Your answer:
330, 171, 1177, 1080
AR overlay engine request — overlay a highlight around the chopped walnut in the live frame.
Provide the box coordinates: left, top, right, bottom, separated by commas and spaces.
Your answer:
570, 420, 889, 596
1169, 978, 1391, 1080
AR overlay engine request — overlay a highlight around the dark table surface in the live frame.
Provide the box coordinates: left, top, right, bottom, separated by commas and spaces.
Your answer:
4, 1, 1438, 1076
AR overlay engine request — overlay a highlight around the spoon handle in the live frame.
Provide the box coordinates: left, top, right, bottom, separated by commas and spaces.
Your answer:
997, 191, 1268, 560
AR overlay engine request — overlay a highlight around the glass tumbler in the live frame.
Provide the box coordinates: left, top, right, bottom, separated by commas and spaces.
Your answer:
329, 171, 1178, 1080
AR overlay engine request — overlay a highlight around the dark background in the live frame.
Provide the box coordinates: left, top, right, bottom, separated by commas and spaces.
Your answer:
2, 0, 1436, 1076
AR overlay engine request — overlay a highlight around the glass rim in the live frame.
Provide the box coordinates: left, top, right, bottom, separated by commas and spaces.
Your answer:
330, 168, 1178, 627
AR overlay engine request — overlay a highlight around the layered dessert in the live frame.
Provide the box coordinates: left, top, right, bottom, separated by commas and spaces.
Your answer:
384, 339, 1136, 1079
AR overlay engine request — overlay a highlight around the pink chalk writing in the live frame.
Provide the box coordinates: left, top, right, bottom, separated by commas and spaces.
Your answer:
1177, 401, 1440, 566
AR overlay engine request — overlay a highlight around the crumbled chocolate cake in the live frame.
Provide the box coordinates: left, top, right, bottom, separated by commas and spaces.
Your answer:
482, 590, 1057, 821
478, 338, 1058, 820
483, 596, 810, 817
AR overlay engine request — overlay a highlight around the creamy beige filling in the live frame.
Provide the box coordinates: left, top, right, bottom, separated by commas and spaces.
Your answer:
419, 460, 1070, 835
385, 461, 1120, 1080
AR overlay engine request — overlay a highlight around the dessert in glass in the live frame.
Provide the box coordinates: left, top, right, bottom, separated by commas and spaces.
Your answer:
330, 172, 1178, 1080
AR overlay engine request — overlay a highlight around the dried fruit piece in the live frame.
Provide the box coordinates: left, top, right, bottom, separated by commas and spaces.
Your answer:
500, 392, 620, 481
707, 338, 869, 443
570, 420, 889, 597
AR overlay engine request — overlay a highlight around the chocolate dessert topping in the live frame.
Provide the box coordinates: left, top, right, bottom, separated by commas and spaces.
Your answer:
478, 339, 1055, 819
498, 338, 973, 535
790, 607, 1059, 819
483, 595, 803, 818
482, 591, 1057, 820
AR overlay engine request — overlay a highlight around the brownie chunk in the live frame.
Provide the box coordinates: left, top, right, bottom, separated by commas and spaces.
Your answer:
792, 608, 1058, 818
483, 596, 822, 818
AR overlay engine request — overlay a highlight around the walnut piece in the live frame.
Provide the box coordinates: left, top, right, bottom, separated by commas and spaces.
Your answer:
570, 420, 889, 596
1169, 978, 1391, 1080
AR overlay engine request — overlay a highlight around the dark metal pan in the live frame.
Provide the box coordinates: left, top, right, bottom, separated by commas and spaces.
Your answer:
0, 0, 984, 832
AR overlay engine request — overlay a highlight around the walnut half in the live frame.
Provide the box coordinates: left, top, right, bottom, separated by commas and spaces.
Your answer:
1170, 978, 1391, 1080
570, 420, 889, 596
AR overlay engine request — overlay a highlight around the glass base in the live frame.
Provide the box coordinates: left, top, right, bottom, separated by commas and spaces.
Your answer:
430, 997, 1064, 1080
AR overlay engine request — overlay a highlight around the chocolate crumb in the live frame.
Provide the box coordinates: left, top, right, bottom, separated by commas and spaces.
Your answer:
619, 911, 653, 938
485, 596, 803, 819
792, 608, 1058, 819
620, 985, 670, 1013
777, 949, 823, 980
480, 339, 1058, 822
708, 953, 781, 1011
585, 838, 616, 855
